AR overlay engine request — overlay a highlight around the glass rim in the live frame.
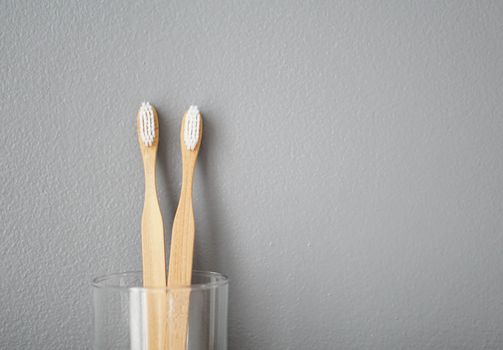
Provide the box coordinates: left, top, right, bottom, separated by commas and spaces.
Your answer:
92, 270, 228, 291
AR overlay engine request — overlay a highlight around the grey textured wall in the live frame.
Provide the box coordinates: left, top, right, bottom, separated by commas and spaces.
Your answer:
2, 1, 503, 349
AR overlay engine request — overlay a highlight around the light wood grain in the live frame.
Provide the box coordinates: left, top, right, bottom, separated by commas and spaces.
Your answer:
137, 105, 167, 350
166, 111, 203, 350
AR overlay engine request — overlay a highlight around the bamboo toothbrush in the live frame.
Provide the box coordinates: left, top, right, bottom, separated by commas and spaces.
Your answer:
137, 102, 167, 349
166, 105, 203, 349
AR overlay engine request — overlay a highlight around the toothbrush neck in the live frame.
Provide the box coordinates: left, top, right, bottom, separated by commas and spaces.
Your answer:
142, 151, 158, 195
181, 157, 197, 197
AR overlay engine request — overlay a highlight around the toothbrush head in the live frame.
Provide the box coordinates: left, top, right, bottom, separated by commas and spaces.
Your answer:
137, 102, 158, 147
183, 105, 202, 151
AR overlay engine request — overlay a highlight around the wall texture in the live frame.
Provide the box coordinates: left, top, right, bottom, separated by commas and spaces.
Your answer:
2, 1, 503, 349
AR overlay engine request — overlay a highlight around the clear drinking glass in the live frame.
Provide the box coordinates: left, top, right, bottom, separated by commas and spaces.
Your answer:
92, 271, 228, 350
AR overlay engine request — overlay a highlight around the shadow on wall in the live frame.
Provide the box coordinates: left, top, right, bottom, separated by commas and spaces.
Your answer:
195, 111, 239, 348
195, 112, 221, 269
199, 110, 276, 349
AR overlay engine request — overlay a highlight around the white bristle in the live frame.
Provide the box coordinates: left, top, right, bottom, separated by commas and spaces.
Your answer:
139, 102, 155, 147
184, 105, 201, 151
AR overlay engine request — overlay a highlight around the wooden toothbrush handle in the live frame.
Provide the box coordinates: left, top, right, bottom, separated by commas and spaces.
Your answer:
141, 196, 167, 287
141, 154, 167, 350
165, 194, 196, 349
165, 110, 201, 349
165, 290, 191, 349
142, 203, 167, 350
168, 199, 195, 286
145, 291, 167, 349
